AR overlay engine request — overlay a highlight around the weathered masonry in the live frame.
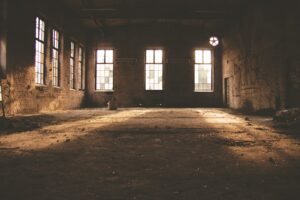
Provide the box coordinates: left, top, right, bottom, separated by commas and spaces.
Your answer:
0, 0, 299, 115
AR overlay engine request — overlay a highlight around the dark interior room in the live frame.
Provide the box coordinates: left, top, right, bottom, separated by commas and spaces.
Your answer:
0, 0, 299, 199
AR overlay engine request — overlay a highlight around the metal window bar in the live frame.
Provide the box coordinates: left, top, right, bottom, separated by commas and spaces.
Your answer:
145, 49, 163, 90
35, 17, 45, 85
70, 42, 75, 89
52, 29, 60, 87
96, 50, 114, 91
78, 47, 84, 90
194, 50, 213, 92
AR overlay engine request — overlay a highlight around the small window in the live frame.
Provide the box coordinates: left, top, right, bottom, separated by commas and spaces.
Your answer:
194, 50, 213, 92
70, 41, 76, 89
209, 37, 219, 47
145, 49, 163, 90
35, 17, 46, 84
78, 47, 85, 90
96, 49, 114, 91
52, 29, 60, 87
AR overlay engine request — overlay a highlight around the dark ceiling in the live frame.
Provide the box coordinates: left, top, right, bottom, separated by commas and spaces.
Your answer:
61, 0, 245, 30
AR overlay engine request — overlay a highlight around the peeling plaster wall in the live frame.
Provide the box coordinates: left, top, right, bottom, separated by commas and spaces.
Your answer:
0, 0, 87, 115
86, 24, 223, 107
222, 1, 300, 111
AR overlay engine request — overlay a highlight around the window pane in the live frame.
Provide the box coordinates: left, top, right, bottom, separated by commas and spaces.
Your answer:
35, 18, 39, 39
97, 50, 105, 63
155, 50, 163, 63
70, 42, 75, 89
195, 50, 203, 63
70, 42, 75, 57
203, 50, 211, 64
96, 50, 114, 91
41, 20, 45, 31
35, 19, 45, 85
194, 64, 212, 92
96, 64, 113, 90
146, 50, 154, 63
52, 30, 60, 87
52, 30, 59, 49
106, 50, 113, 63
78, 47, 84, 90
79, 47, 82, 61
194, 49, 213, 92
146, 64, 163, 90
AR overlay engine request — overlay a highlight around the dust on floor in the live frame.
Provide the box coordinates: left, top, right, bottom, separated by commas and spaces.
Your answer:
0, 108, 300, 200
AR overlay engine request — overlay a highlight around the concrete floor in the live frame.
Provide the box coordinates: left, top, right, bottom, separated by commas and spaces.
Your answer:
0, 108, 300, 200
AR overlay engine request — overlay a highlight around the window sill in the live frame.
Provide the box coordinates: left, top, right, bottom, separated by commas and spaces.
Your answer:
35, 84, 47, 87
194, 90, 214, 93
95, 90, 114, 93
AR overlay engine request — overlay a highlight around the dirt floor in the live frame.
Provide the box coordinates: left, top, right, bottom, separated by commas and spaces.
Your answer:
0, 108, 300, 200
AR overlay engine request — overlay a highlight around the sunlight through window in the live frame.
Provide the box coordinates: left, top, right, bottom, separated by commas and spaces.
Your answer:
52, 29, 60, 87
209, 36, 219, 47
70, 41, 76, 89
35, 17, 45, 84
195, 50, 213, 92
96, 50, 114, 91
145, 49, 163, 90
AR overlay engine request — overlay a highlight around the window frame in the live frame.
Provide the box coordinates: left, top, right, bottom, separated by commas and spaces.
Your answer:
0, 83, 2, 102
78, 46, 85, 90
70, 41, 76, 90
194, 48, 214, 93
95, 49, 115, 92
144, 48, 165, 91
35, 16, 46, 85
51, 28, 61, 87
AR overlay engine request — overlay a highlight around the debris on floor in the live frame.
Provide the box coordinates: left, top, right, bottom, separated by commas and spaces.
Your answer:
274, 108, 300, 122
0, 108, 300, 199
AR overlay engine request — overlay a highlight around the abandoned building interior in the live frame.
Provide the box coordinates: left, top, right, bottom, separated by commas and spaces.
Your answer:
0, 0, 300, 199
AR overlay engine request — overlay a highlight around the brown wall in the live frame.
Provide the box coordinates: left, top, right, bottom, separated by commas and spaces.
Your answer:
86, 24, 223, 107
3, 0, 299, 115
222, 1, 300, 112
0, 0, 87, 115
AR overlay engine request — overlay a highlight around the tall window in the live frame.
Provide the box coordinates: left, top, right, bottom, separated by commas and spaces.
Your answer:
52, 29, 60, 87
0, 84, 2, 102
78, 47, 85, 90
96, 50, 113, 91
194, 49, 213, 92
145, 49, 163, 90
70, 41, 75, 89
35, 17, 45, 84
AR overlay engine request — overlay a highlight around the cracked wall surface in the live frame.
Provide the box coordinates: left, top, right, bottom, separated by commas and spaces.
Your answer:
222, 1, 300, 111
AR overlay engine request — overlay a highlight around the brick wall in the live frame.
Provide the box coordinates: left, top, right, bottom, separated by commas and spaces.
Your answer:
0, 0, 87, 115
86, 24, 223, 107
222, 1, 300, 112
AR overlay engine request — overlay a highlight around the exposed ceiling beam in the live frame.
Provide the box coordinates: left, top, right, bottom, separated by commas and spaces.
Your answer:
80, 9, 233, 19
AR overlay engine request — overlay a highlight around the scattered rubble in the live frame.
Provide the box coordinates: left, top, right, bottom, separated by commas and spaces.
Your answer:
274, 108, 300, 122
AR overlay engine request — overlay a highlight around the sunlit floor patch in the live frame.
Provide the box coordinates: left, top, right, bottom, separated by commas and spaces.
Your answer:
0, 108, 300, 199
0, 109, 151, 152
